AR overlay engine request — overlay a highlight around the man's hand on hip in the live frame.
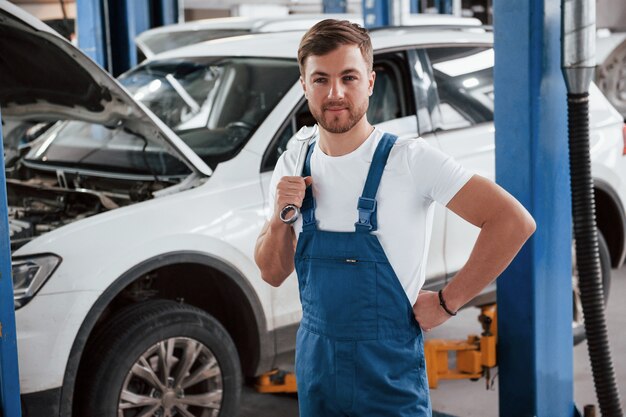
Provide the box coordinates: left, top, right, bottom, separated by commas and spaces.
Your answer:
413, 290, 451, 332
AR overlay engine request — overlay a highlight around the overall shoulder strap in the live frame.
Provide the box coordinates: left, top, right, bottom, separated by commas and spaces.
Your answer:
300, 141, 317, 231
355, 132, 398, 233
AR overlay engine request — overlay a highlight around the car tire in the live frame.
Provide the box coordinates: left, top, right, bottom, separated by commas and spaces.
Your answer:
572, 229, 612, 345
82, 299, 242, 417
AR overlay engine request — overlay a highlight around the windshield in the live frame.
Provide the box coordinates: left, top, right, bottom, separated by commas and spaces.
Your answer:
140, 29, 252, 56
120, 57, 299, 165
25, 57, 300, 176
25, 121, 190, 177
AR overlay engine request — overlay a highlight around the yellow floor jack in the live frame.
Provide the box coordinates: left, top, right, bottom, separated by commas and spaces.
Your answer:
255, 304, 498, 393
424, 304, 497, 389
256, 369, 298, 393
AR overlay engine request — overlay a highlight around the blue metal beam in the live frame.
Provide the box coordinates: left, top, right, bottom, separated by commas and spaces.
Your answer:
438, 0, 453, 14
156, 0, 179, 26
123, 0, 151, 69
78, 0, 174, 75
494, 0, 574, 416
362, 0, 391, 28
76, 0, 109, 70
323, 0, 347, 13
0, 109, 22, 417
107, 0, 151, 74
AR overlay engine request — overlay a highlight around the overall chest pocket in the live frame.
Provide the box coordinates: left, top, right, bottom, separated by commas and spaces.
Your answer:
296, 256, 378, 339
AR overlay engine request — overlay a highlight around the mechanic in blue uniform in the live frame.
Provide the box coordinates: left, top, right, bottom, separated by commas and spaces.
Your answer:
255, 19, 536, 417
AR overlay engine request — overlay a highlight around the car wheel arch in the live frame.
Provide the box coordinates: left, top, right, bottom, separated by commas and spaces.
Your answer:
60, 251, 272, 417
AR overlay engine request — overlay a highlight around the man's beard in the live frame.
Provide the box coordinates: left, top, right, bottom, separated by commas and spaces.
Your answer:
310, 99, 368, 134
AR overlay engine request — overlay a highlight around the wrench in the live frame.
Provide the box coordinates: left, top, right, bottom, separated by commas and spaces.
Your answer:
279, 124, 318, 224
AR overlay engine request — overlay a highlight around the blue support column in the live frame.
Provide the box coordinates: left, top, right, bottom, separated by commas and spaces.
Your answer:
494, 0, 574, 416
77, 0, 158, 75
156, 0, 179, 26
0, 110, 22, 417
362, 0, 391, 28
323, 0, 347, 13
122, 0, 151, 69
438, 0, 453, 14
410, 0, 420, 13
76, 0, 109, 70
107, 0, 151, 74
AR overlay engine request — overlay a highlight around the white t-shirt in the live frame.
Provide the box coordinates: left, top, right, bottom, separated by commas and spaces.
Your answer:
268, 128, 473, 305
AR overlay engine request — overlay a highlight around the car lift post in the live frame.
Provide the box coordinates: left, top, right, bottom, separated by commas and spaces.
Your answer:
77, 0, 179, 76
115, 0, 151, 70
323, 0, 348, 14
433, 0, 453, 14
0, 109, 23, 417
76, 0, 110, 71
362, 0, 392, 28
157, 0, 180, 27
494, 0, 575, 416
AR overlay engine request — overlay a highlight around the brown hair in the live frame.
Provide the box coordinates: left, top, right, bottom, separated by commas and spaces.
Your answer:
298, 19, 373, 75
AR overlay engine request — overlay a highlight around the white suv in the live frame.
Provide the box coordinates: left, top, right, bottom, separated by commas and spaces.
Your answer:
134, 14, 480, 60
2, 3, 625, 417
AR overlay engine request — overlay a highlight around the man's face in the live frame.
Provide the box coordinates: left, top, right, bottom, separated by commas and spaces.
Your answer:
300, 44, 375, 134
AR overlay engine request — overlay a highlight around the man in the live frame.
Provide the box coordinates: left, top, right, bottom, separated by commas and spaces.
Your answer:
254, 19, 535, 417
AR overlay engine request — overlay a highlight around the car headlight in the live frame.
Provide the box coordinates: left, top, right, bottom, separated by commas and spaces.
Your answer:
13, 254, 61, 309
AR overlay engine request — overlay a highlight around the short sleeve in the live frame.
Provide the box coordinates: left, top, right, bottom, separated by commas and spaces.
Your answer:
405, 139, 473, 206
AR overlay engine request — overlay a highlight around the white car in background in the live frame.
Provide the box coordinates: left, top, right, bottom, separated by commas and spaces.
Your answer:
135, 13, 481, 59
2, 2, 625, 417
135, 14, 363, 60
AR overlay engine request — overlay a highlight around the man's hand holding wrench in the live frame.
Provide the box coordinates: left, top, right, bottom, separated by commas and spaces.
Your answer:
277, 125, 318, 225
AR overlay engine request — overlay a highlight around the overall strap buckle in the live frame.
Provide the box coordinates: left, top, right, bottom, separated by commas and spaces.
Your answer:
355, 197, 377, 232
300, 141, 318, 231
354, 132, 398, 233
301, 196, 317, 230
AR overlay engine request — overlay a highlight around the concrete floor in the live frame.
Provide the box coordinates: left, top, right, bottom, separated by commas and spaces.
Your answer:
238, 266, 626, 416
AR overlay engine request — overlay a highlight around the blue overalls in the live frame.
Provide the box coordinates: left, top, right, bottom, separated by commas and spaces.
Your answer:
294, 133, 432, 417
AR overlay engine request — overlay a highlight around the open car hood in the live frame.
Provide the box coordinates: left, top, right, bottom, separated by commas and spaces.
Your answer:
0, 1, 213, 176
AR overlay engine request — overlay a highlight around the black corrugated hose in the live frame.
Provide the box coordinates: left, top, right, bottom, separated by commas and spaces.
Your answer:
568, 92, 624, 417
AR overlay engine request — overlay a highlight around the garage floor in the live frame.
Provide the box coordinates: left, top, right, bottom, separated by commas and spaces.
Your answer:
238, 266, 626, 416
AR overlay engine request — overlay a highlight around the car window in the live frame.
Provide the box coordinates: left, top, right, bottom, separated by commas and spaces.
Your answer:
261, 54, 410, 172
368, 60, 405, 125
262, 100, 313, 172
426, 47, 494, 131
120, 58, 298, 132
409, 49, 440, 135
